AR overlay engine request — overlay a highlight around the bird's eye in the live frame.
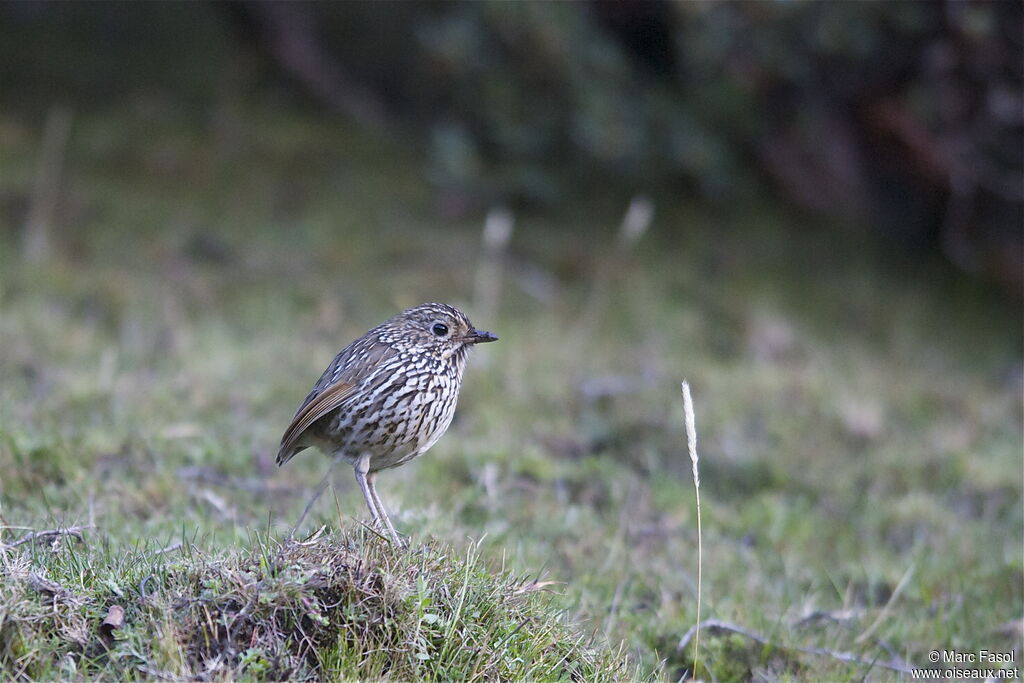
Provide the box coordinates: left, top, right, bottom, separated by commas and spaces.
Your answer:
432, 322, 449, 336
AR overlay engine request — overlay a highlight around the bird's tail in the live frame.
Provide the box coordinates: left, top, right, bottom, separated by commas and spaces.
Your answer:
275, 445, 306, 467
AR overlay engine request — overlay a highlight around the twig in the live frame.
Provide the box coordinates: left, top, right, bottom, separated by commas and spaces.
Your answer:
150, 541, 184, 558
3, 524, 94, 549
677, 619, 914, 674
28, 573, 66, 597
681, 381, 702, 675
793, 608, 863, 629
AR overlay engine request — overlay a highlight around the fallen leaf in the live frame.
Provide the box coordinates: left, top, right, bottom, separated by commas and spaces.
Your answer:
101, 605, 125, 635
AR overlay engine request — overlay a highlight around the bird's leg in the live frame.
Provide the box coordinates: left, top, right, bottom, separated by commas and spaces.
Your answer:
292, 458, 336, 537
367, 471, 403, 546
354, 455, 401, 544
353, 452, 380, 523
354, 452, 398, 545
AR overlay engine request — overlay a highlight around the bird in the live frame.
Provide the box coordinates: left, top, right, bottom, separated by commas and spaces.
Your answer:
277, 302, 497, 543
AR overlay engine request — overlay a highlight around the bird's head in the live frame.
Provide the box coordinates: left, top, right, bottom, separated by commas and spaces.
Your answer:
385, 303, 497, 360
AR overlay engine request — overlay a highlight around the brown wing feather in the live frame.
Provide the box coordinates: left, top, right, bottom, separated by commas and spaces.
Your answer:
276, 379, 357, 464
276, 336, 396, 465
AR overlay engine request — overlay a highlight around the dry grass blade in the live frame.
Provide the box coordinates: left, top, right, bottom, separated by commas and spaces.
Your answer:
617, 195, 654, 248
854, 562, 915, 644
23, 105, 73, 262
473, 207, 514, 323
512, 578, 562, 595
576, 195, 654, 334
681, 380, 702, 676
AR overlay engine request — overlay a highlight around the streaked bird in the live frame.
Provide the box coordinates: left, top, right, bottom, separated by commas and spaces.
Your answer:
277, 302, 497, 542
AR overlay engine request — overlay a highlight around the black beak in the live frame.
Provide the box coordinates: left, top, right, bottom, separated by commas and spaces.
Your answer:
464, 328, 498, 344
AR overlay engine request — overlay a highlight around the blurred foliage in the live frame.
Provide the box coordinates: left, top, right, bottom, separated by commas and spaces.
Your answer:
0, 0, 1020, 289
230, 1, 1022, 289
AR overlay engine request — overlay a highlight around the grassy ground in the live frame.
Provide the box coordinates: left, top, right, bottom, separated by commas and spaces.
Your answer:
1, 103, 1021, 681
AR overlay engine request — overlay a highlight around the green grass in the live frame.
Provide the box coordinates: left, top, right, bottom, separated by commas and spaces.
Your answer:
1, 528, 629, 680
1, 102, 1021, 680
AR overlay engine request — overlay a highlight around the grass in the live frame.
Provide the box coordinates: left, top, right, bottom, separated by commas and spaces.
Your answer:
1, 100, 1022, 680
1, 527, 629, 680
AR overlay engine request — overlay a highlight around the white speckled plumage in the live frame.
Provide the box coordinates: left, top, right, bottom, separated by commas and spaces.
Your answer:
277, 303, 497, 541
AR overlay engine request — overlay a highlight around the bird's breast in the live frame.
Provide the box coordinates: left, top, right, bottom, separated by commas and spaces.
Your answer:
316, 358, 466, 471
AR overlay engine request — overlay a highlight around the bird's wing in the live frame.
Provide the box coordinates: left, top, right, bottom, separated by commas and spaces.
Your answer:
276, 379, 358, 464
276, 337, 395, 465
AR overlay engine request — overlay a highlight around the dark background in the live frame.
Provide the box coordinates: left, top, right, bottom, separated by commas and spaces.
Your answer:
2, 0, 1021, 293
